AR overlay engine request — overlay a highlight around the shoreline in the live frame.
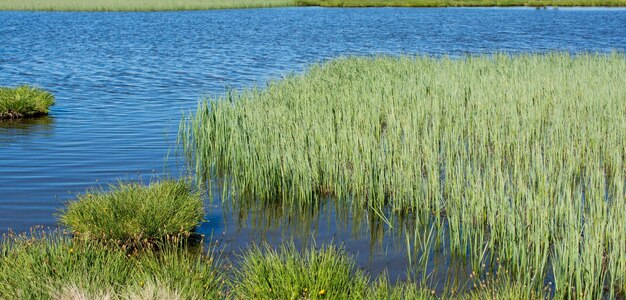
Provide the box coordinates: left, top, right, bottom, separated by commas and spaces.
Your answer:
1, 2, 625, 12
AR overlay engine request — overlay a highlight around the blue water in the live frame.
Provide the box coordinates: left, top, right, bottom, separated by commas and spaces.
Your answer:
1, 6, 625, 280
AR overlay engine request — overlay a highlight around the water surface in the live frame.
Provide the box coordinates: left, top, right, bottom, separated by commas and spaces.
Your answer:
1, 6, 625, 281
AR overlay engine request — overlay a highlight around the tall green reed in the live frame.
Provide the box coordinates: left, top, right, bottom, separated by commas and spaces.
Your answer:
181, 53, 626, 297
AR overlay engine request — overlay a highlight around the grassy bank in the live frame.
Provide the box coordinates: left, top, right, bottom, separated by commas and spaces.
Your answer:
181, 53, 626, 298
0, 232, 223, 299
0, 0, 623, 11
0, 232, 540, 299
0, 0, 297, 11
0, 178, 547, 298
303, 0, 626, 7
0, 85, 54, 120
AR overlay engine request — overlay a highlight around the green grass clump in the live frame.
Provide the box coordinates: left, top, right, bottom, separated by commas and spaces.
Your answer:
232, 243, 370, 299
181, 53, 626, 298
0, 0, 297, 11
0, 85, 54, 120
60, 180, 205, 246
0, 232, 223, 299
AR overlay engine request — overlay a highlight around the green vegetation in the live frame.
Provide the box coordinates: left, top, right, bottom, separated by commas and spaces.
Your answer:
232, 243, 370, 299
0, 0, 623, 11
302, 0, 626, 7
60, 180, 204, 246
181, 53, 626, 298
0, 232, 223, 299
0, 0, 297, 11
0, 85, 54, 120
0, 180, 536, 299
1, 233, 539, 299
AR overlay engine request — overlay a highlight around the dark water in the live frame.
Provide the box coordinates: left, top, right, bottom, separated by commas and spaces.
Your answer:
1, 7, 625, 281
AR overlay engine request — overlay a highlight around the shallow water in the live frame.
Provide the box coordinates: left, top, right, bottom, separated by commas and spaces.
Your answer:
1, 6, 625, 281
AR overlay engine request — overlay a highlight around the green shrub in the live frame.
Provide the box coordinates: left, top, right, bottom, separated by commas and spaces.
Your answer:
60, 180, 205, 246
0, 85, 54, 119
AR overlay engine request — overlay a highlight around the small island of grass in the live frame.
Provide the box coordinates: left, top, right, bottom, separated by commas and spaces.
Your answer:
60, 179, 204, 246
0, 85, 54, 120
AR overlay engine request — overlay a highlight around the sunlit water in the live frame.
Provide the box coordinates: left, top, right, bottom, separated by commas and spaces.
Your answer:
1, 6, 625, 282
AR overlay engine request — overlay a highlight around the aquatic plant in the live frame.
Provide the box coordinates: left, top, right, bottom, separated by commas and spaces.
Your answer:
0, 231, 223, 299
181, 52, 626, 298
60, 179, 204, 246
231, 243, 370, 299
0, 85, 54, 119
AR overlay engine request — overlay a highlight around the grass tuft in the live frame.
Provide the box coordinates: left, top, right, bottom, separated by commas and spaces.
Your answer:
231, 243, 370, 299
0, 85, 54, 120
59, 179, 205, 247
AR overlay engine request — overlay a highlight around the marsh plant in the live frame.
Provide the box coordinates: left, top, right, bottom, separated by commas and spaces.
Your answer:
181, 53, 626, 298
60, 179, 204, 246
232, 243, 369, 299
0, 85, 54, 119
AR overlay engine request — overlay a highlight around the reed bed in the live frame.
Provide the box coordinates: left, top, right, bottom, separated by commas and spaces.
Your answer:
181, 53, 626, 298
0, 0, 297, 11
0, 85, 54, 120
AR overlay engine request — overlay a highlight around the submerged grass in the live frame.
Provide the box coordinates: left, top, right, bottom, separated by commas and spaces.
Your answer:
0, 85, 54, 120
181, 53, 626, 298
60, 179, 204, 246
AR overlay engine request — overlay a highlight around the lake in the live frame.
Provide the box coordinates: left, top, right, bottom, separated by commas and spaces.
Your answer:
1, 6, 625, 281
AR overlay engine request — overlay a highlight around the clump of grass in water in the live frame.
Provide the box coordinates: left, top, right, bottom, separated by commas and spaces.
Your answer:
232, 243, 370, 299
0, 85, 54, 119
0, 231, 223, 299
59, 179, 204, 247
181, 52, 626, 298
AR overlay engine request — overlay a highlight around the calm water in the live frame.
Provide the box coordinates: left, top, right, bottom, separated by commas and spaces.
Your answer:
1, 7, 625, 280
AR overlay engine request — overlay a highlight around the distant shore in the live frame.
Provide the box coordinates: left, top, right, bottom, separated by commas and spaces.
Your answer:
0, 0, 624, 12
